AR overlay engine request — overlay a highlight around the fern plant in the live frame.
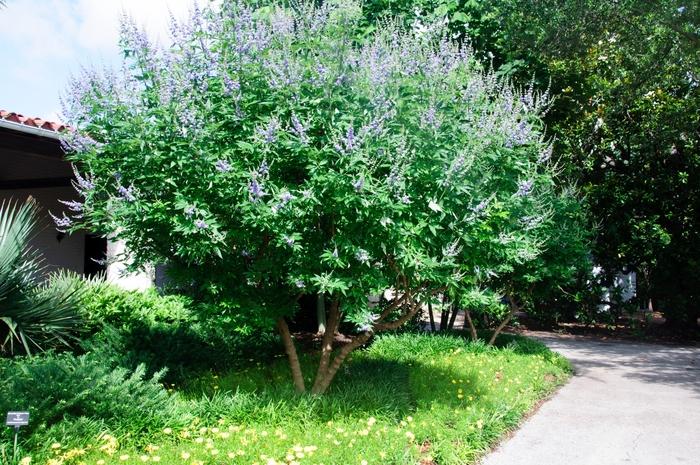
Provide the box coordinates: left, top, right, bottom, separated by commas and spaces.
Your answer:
0, 198, 87, 355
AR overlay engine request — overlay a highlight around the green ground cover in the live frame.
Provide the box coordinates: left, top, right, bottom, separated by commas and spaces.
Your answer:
11, 333, 569, 465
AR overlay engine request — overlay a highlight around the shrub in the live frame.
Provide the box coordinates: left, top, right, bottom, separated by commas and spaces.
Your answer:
0, 350, 185, 450
59, 0, 573, 393
79, 284, 194, 331
78, 284, 280, 383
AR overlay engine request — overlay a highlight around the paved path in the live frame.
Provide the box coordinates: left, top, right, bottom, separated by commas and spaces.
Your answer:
481, 332, 700, 465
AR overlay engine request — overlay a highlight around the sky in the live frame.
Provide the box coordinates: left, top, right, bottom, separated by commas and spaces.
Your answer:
0, 0, 194, 123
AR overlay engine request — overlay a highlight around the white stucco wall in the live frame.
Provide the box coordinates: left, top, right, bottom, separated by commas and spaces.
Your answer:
105, 239, 154, 290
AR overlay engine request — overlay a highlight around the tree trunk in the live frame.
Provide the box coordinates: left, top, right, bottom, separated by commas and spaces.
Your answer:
488, 294, 519, 346
311, 300, 340, 394
276, 317, 306, 392
311, 331, 372, 395
428, 300, 436, 331
464, 308, 478, 341
310, 291, 421, 395
447, 304, 459, 330
316, 293, 326, 334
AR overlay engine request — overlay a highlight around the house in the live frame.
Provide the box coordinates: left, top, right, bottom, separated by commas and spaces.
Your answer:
0, 110, 152, 289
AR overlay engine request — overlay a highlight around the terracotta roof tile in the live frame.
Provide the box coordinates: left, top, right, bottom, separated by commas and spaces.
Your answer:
0, 109, 69, 133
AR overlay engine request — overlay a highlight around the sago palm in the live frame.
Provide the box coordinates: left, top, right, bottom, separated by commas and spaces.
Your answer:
0, 198, 87, 355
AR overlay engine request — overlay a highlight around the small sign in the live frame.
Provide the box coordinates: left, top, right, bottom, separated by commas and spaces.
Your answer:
5, 411, 29, 427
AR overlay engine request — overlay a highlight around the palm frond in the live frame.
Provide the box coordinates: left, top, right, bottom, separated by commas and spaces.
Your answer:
0, 199, 88, 355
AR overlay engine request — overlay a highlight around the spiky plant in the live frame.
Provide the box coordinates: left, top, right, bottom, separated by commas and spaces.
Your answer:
0, 198, 87, 355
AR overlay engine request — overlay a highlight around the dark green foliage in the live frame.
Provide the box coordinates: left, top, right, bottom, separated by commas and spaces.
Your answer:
358, 1, 700, 333
508, 1, 700, 330
79, 284, 280, 384
0, 351, 185, 449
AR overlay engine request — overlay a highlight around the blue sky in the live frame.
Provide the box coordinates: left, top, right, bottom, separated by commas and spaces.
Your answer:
0, 0, 192, 122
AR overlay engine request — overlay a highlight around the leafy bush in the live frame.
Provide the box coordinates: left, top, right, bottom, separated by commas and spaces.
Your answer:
0, 351, 185, 449
79, 284, 194, 331
58, 0, 577, 393
76, 283, 280, 383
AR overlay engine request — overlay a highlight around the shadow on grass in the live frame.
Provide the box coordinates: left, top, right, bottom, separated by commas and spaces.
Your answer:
175, 332, 545, 425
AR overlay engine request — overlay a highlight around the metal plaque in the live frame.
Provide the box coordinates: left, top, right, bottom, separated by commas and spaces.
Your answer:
5, 411, 29, 427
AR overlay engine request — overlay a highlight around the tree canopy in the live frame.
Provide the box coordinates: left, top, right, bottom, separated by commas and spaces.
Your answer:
59, 0, 587, 392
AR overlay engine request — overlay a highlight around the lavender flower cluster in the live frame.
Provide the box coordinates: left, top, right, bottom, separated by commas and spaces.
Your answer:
56, 0, 556, 261
516, 180, 534, 197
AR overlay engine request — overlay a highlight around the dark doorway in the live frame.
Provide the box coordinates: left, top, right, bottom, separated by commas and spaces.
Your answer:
84, 234, 107, 277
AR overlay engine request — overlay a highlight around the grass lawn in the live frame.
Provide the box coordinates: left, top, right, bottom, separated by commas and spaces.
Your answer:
33, 332, 570, 465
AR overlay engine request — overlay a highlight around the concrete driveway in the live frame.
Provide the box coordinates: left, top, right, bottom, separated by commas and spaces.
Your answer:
481, 332, 700, 465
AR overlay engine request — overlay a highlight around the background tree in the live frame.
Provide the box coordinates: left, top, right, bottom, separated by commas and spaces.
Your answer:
362, 0, 700, 332
497, 1, 700, 329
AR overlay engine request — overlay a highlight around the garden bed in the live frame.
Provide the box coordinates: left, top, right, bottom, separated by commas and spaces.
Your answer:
13, 333, 570, 465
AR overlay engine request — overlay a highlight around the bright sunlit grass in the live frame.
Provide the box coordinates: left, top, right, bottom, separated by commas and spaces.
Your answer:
30, 333, 570, 465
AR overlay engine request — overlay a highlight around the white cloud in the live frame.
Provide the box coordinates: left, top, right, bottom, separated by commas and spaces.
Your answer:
0, 0, 194, 121
74, 0, 193, 52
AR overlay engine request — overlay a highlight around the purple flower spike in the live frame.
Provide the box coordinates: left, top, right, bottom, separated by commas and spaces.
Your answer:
291, 113, 308, 143
335, 124, 358, 153
353, 177, 365, 192
59, 199, 83, 213
355, 249, 370, 264
49, 211, 72, 232
421, 106, 441, 129
248, 179, 265, 201
223, 76, 240, 96
516, 180, 534, 197
473, 199, 488, 213
71, 165, 95, 195
345, 126, 355, 150
284, 235, 295, 246
194, 219, 208, 229
118, 185, 136, 202
280, 191, 294, 204
215, 159, 232, 172
259, 117, 280, 144
538, 145, 553, 164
